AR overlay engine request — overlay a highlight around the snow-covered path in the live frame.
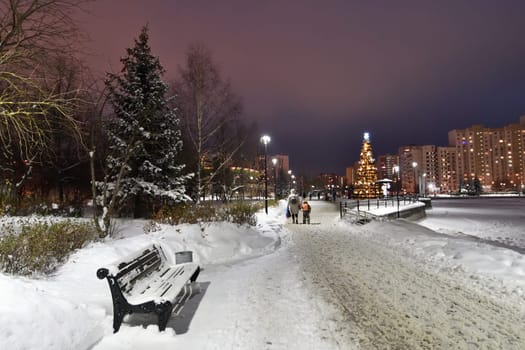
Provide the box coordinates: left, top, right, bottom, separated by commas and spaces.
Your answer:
291, 201, 525, 349
182, 245, 340, 349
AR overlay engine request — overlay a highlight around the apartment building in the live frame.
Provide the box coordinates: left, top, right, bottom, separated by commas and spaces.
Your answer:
398, 146, 423, 194
376, 154, 399, 180
448, 116, 525, 192
436, 146, 457, 193
393, 145, 456, 194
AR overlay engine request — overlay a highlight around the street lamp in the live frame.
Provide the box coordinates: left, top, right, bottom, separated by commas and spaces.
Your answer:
260, 135, 271, 214
288, 170, 292, 191
392, 165, 399, 193
422, 173, 427, 196
412, 162, 418, 195
271, 157, 278, 199
392, 165, 400, 217
249, 176, 254, 199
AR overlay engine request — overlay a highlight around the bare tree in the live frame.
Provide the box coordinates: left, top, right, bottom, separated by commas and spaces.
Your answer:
0, 0, 88, 56
0, 0, 88, 201
173, 43, 244, 202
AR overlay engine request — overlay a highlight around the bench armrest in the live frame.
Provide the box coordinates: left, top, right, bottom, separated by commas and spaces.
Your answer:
97, 268, 109, 279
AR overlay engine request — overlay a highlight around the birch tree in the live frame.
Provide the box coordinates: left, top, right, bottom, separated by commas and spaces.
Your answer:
173, 43, 243, 202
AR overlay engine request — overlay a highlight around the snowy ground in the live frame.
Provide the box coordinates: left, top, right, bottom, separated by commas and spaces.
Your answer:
1, 198, 524, 349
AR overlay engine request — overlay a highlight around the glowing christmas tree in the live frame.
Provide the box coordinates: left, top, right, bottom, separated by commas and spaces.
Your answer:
353, 132, 380, 199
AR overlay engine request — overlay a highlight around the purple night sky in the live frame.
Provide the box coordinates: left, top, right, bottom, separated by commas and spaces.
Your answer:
78, 0, 525, 176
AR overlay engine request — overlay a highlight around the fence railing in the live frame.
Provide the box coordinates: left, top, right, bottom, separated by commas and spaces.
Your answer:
339, 195, 419, 220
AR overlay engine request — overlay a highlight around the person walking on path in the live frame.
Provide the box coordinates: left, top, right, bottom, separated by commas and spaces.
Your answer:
301, 200, 311, 224
287, 190, 301, 224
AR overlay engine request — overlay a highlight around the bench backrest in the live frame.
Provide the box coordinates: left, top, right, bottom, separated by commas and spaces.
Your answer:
113, 244, 167, 295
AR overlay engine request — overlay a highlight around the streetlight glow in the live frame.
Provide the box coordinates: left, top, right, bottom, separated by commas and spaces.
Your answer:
260, 135, 271, 145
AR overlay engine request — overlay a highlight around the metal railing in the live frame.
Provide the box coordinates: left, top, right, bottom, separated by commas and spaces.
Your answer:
340, 195, 419, 221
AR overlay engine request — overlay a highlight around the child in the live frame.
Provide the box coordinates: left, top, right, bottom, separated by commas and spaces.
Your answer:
301, 200, 311, 224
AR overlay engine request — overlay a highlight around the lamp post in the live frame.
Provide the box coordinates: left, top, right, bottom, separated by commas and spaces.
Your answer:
272, 157, 278, 199
412, 161, 418, 196
393, 165, 399, 193
260, 135, 271, 214
249, 176, 254, 199
422, 173, 427, 196
393, 165, 400, 217
288, 170, 292, 191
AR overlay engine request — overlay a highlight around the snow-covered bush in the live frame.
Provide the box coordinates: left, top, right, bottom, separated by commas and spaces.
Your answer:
152, 201, 258, 226
0, 220, 97, 275
152, 203, 219, 225
224, 202, 257, 226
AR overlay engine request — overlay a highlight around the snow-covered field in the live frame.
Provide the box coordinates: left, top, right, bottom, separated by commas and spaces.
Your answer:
1, 197, 524, 349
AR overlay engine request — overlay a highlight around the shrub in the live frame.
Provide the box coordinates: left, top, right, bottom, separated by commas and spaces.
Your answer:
153, 200, 258, 227
0, 220, 97, 276
224, 201, 257, 226
152, 202, 219, 225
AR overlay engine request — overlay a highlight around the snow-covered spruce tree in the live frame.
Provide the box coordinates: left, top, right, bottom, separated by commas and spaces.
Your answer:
101, 26, 191, 235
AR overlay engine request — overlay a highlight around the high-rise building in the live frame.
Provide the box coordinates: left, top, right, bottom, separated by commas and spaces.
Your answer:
448, 117, 525, 192
398, 145, 458, 194
436, 147, 457, 194
398, 145, 423, 194
376, 154, 399, 180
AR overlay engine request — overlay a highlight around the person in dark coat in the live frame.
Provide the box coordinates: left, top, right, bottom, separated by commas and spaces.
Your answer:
287, 190, 301, 224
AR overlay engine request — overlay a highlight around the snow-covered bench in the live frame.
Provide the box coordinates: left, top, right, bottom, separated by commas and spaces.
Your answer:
96, 243, 200, 333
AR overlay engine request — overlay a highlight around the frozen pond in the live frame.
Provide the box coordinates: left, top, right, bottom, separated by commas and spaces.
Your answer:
419, 197, 525, 251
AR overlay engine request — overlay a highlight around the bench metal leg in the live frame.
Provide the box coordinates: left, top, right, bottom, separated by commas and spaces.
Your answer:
156, 302, 173, 331
190, 266, 200, 282
111, 292, 132, 333
113, 307, 128, 333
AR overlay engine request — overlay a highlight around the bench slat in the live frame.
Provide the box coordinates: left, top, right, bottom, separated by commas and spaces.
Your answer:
126, 263, 198, 305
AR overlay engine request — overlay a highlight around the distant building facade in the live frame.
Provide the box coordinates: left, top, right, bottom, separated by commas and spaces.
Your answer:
436, 146, 457, 194
271, 154, 290, 175
376, 154, 399, 180
448, 116, 525, 192
345, 166, 356, 186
